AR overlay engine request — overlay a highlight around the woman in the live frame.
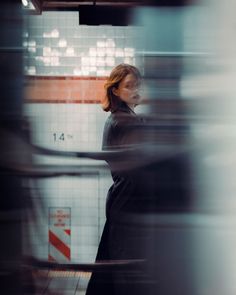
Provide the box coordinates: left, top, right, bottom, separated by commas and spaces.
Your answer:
86, 63, 193, 295
86, 64, 148, 295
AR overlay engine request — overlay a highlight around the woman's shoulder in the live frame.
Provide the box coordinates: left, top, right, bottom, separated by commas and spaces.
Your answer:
104, 111, 128, 130
111, 109, 139, 128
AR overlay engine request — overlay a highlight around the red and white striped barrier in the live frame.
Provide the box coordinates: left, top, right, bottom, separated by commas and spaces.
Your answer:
48, 208, 71, 262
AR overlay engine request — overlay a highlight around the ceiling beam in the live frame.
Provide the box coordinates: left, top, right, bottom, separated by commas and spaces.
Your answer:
42, 0, 145, 9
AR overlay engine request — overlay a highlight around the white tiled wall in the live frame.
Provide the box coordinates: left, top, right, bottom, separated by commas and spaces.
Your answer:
23, 11, 143, 76
23, 11, 143, 263
25, 104, 106, 152
24, 103, 112, 263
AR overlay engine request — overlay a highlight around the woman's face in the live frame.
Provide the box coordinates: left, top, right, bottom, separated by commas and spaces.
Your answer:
112, 73, 141, 110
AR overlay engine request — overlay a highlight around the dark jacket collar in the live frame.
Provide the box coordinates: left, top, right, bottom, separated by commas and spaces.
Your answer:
111, 101, 136, 115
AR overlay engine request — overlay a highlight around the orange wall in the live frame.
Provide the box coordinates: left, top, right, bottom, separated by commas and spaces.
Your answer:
25, 76, 107, 103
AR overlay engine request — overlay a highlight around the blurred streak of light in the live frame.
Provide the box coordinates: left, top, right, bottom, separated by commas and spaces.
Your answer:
22, 0, 28, 7
130, 2, 236, 295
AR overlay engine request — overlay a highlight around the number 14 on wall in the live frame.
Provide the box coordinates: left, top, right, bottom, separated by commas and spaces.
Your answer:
53, 132, 73, 142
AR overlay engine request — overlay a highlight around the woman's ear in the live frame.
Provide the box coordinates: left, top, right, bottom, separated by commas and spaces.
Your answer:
112, 87, 119, 97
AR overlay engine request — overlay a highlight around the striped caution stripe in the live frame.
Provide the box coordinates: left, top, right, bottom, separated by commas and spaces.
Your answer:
48, 228, 71, 262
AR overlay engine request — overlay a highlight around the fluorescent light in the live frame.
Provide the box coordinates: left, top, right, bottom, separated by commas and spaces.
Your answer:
22, 0, 28, 7
22, 0, 37, 11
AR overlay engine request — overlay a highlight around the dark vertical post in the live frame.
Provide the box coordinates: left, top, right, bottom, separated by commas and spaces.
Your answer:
0, 1, 26, 294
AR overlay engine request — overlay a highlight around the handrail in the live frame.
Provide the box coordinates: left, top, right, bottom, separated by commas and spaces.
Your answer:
24, 256, 146, 273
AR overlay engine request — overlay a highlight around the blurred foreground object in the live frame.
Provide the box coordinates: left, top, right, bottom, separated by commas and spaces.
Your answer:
130, 1, 236, 294
0, 1, 34, 294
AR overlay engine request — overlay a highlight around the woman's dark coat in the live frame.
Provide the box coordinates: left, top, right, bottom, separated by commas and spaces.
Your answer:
86, 102, 191, 295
